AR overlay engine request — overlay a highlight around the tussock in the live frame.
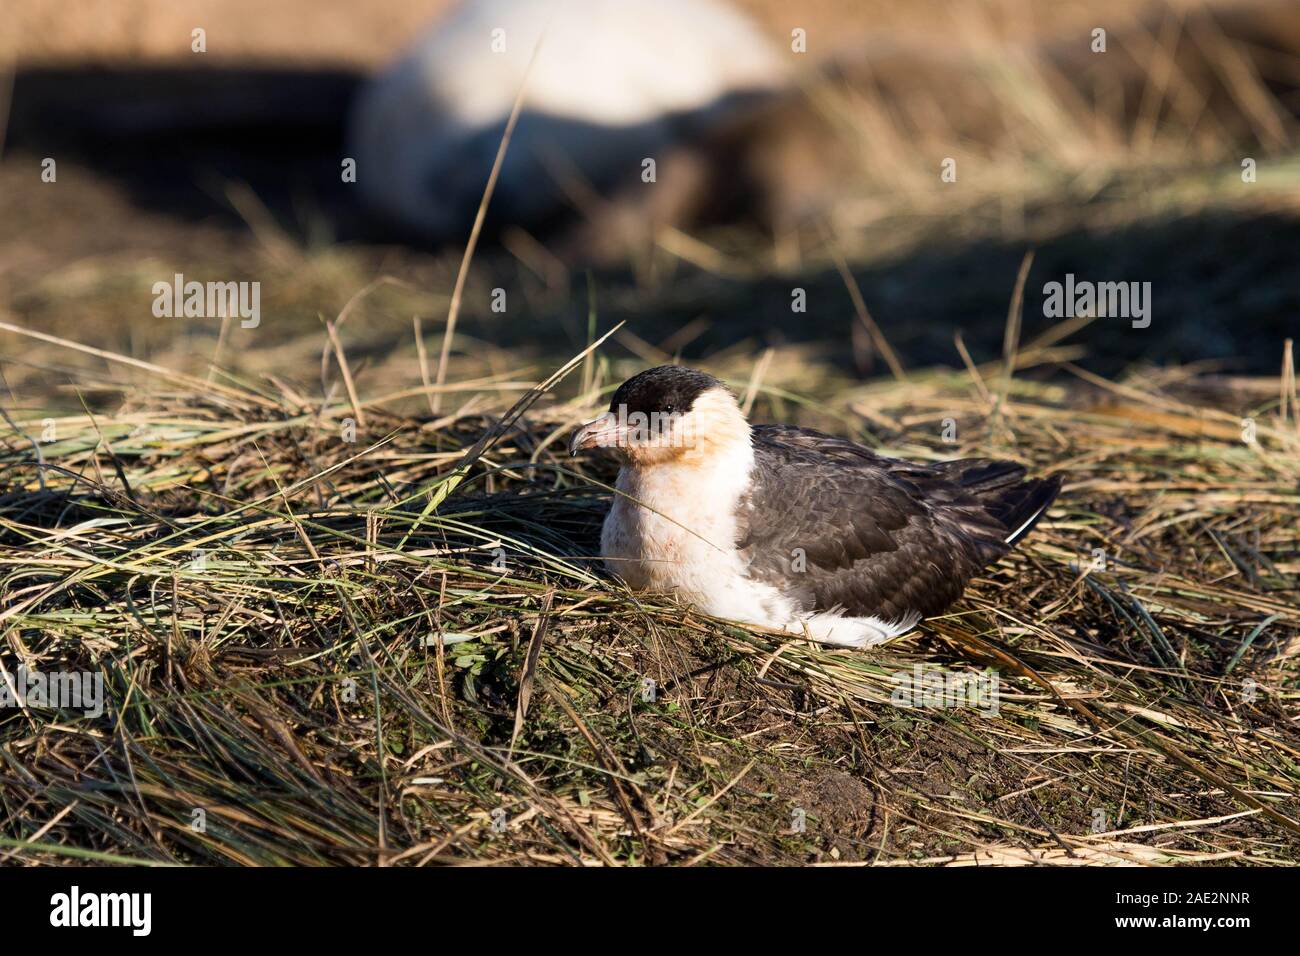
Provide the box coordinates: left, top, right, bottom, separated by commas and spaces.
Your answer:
1, 326, 1296, 865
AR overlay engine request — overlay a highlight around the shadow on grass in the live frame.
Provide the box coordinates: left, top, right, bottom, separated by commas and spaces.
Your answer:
7, 65, 1298, 378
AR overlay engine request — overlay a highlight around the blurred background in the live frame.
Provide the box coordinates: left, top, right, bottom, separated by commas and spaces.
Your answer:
2, 0, 1298, 409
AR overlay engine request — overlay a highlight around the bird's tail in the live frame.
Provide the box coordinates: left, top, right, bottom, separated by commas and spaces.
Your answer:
924, 458, 1062, 546
985, 474, 1064, 546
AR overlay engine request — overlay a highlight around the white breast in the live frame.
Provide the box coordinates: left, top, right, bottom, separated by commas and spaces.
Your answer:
600, 443, 795, 625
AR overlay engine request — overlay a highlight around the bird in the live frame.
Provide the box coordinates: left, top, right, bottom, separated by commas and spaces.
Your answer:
570, 365, 1062, 648
347, 0, 785, 245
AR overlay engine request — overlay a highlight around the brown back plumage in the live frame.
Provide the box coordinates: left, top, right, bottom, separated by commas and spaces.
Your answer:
736, 425, 1061, 621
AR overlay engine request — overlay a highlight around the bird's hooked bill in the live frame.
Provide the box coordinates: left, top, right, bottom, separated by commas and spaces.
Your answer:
569, 412, 623, 456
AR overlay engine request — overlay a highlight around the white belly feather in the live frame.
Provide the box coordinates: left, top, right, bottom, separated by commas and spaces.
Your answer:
601, 458, 784, 621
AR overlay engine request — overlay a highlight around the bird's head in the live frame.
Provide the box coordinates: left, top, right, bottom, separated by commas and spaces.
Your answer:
570, 366, 750, 466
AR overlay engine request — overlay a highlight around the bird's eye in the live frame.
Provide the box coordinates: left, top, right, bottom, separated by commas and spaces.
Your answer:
663, 404, 676, 416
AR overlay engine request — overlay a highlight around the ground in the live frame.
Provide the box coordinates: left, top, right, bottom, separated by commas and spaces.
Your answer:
0, 0, 1297, 865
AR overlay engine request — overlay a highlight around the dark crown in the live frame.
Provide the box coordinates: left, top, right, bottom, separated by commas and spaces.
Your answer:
608, 366, 723, 417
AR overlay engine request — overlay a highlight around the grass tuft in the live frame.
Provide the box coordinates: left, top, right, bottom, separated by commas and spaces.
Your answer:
1, 329, 1297, 866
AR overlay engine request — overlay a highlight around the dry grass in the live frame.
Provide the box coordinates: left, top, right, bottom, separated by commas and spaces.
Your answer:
0, 320, 1296, 866
1, 0, 1298, 867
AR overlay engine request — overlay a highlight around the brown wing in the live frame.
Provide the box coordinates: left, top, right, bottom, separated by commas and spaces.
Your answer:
736, 425, 1058, 621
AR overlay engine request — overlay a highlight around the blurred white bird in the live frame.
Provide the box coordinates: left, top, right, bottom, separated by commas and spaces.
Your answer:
348, 0, 786, 243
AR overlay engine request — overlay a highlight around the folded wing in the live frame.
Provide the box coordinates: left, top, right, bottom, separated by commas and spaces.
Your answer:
736, 425, 1059, 621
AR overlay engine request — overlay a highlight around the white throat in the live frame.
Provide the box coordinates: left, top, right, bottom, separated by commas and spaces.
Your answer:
600, 391, 755, 601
